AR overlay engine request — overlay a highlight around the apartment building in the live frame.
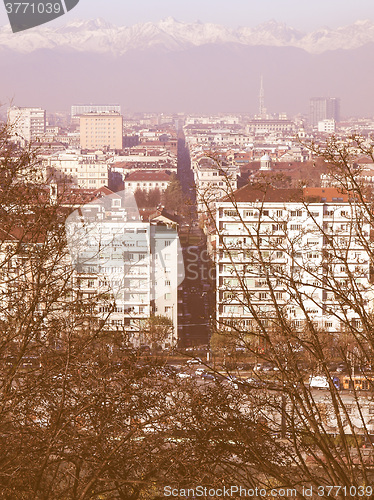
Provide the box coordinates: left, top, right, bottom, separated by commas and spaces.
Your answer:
7, 106, 46, 145
215, 185, 372, 337
318, 119, 336, 134
310, 97, 340, 127
80, 112, 123, 150
45, 151, 109, 189
124, 171, 171, 194
192, 155, 239, 213
66, 192, 183, 348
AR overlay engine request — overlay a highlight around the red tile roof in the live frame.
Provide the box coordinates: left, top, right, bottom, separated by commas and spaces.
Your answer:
223, 184, 303, 203
303, 187, 349, 202
223, 185, 350, 204
125, 171, 171, 182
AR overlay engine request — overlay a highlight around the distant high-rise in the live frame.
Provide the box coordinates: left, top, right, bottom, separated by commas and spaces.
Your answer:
309, 97, 340, 127
80, 112, 123, 150
7, 106, 46, 144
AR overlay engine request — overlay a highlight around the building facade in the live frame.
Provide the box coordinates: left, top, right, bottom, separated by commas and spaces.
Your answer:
215, 186, 372, 339
45, 151, 110, 189
66, 192, 183, 348
80, 113, 123, 150
310, 97, 340, 127
124, 171, 171, 194
7, 106, 46, 145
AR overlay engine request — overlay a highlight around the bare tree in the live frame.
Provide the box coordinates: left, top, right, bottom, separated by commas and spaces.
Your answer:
193, 137, 374, 496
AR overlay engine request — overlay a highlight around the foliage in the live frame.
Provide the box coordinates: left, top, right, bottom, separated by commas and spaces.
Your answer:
162, 174, 185, 213
134, 188, 161, 209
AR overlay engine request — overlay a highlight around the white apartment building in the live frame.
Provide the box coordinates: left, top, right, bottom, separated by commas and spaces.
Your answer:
192, 155, 239, 214
318, 119, 336, 133
45, 151, 109, 189
215, 186, 372, 337
124, 171, 171, 194
7, 106, 46, 145
66, 192, 183, 348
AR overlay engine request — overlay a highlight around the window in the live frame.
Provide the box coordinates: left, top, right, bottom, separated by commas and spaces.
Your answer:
276, 210, 283, 217
164, 293, 171, 300
165, 240, 171, 246
290, 224, 302, 231
262, 210, 269, 216
291, 210, 303, 217
224, 210, 237, 217
259, 292, 268, 300
165, 280, 171, 286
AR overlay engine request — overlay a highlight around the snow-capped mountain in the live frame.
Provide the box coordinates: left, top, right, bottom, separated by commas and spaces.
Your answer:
1, 17, 374, 54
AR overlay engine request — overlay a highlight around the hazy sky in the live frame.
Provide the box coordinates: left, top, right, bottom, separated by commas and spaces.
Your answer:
1, 0, 374, 30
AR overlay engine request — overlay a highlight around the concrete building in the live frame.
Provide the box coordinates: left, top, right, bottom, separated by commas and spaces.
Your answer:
66, 192, 183, 348
7, 106, 46, 145
318, 119, 336, 134
80, 113, 123, 151
192, 155, 239, 214
215, 185, 372, 338
310, 97, 340, 127
45, 151, 110, 189
124, 171, 171, 194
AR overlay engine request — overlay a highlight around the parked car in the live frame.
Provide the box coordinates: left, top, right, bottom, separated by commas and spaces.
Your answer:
262, 363, 275, 372
195, 368, 206, 377
244, 377, 266, 389
309, 375, 329, 389
186, 358, 202, 366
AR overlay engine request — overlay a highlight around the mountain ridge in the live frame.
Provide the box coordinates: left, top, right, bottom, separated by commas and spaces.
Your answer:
1, 18, 374, 54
